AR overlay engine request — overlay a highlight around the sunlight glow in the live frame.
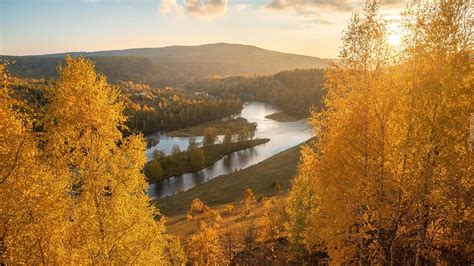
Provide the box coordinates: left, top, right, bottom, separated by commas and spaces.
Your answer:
387, 33, 402, 46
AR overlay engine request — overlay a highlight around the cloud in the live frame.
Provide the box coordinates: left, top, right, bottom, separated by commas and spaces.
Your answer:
266, 0, 354, 13
160, 0, 228, 17
264, 0, 406, 25
265, 0, 406, 14
160, 0, 184, 14
232, 3, 250, 13
185, 0, 228, 17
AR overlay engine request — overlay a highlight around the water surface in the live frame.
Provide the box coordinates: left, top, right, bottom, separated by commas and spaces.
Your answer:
146, 101, 312, 198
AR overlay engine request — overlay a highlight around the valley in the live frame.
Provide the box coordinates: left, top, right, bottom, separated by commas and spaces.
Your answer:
2, 1, 471, 262
146, 101, 313, 198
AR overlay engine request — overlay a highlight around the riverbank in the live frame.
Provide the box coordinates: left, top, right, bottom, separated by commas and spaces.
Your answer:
146, 138, 270, 183
264, 112, 299, 122
155, 138, 314, 216
166, 117, 256, 137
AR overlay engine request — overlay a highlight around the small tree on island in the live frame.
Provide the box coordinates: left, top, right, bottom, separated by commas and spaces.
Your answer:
191, 148, 205, 168
187, 135, 198, 151
171, 144, 182, 163
221, 129, 233, 153
145, 160, 163, 181
223, 129, 233, 145
203, 127, 218, 146
237, 127, 250, 141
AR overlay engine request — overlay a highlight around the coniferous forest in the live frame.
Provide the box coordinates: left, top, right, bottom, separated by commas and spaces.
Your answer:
0, 0, 472, 264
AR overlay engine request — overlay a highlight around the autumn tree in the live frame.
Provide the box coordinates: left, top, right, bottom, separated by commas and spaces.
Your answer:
241, 221, 257, 252
221, 226, 242, 263
191, 148, 205, 168
222, 128, 234, 153
223, 129, 233, 145
0, 64, 70, 264
285, 171, 319, 256
187, 198, 221, 228
146, 160, 163, 181
163, 235, 187, 265
242, 188, 256, 215
187, 135, 198, 151
399, 1, 473, 263
237, 127, 250, 141
203, 127, 218, 145
187, 224, 225, 265
153, 149, 166, 161
256, 198, 285, 258
287, 0, 473, 264
171, 144, 182, 162
42, 56, 178, 263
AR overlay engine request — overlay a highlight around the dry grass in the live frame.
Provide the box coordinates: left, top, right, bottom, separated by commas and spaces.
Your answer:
165, 195, 286, 243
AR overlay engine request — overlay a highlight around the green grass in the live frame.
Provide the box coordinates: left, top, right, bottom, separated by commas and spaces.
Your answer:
146, 138, 270, 183
155, 138, 314, 217
166, 117, 255, 137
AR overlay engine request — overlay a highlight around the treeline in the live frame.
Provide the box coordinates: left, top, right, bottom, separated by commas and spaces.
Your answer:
1, 55, 187, 87
145, 127, 266, 183
186, 68, 325, 114
286, 1, 473, 265
120, 81, 243, 134
4, 76, 243, 136
0, 57, 185, 264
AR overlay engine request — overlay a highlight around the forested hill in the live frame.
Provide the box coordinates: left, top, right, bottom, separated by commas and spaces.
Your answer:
1, 43, 330, 86
186, 68, 326, 115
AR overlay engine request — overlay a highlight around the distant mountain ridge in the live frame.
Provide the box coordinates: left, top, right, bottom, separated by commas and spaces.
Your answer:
1, 43, 331, 86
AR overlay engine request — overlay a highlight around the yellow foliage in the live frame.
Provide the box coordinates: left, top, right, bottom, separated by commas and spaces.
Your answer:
287, 0, 473, 264
187, 224, 225, 265
242, 188, 256, 215
0, 64, 70, 263
1, 57, 185, 263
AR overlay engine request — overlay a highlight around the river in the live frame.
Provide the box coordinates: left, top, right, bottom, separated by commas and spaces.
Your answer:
146, 101, 313, 198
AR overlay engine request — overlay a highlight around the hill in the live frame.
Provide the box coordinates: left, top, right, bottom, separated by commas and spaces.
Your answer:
1, 43, 330, 86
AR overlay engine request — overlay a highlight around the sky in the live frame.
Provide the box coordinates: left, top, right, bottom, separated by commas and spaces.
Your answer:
0, 0, 405, 58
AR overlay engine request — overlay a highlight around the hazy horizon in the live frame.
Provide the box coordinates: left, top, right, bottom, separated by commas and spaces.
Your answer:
1, 0, 405, 58
0, 42, 336, 59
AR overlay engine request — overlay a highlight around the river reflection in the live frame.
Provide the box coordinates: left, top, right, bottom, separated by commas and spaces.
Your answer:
147, 101, 312, 198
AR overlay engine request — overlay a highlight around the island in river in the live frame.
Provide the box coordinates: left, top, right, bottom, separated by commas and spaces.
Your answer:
145, 138, 270, 183
146, 101, 312, 198
264, 112, 300, 122
166, 117, 256, 137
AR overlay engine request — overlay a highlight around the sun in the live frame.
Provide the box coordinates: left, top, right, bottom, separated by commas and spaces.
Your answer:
387, 33, 402, 46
